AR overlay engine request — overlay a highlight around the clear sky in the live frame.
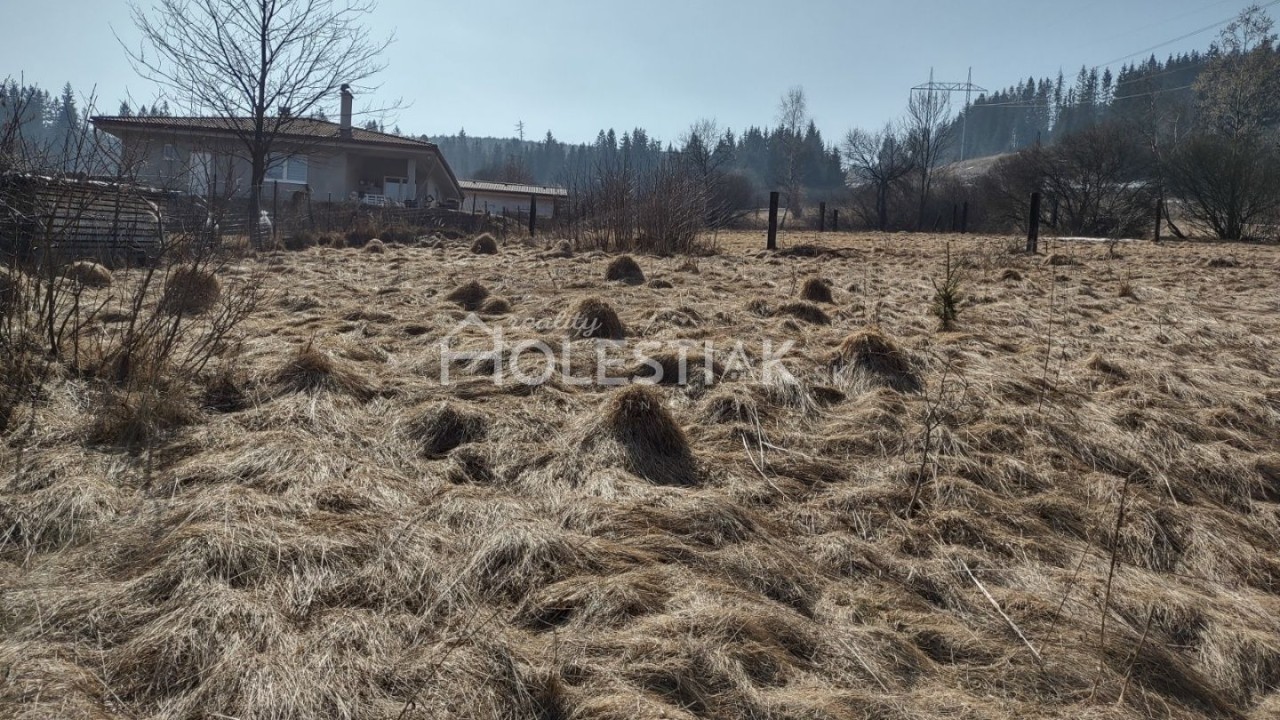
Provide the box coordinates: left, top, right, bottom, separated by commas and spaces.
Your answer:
1, 0, 1268, 145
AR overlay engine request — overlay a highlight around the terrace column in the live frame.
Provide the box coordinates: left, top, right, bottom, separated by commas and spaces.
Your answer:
408, 157, 417, 204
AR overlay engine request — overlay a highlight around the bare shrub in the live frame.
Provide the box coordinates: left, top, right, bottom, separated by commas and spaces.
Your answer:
1163, 133, 1280, 241
564, 151, 713, 255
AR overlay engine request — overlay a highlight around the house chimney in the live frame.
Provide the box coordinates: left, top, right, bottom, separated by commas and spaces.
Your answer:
339, 84, 353, 138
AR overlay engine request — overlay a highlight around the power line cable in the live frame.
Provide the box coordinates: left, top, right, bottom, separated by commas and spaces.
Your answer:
1092, 0, 1280, 68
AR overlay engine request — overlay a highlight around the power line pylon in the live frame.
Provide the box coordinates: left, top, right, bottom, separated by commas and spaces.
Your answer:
912, 68, 987, 161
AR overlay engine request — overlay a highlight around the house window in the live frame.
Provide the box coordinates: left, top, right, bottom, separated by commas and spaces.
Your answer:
265, 154, 308, 183
162, 144, 179, 161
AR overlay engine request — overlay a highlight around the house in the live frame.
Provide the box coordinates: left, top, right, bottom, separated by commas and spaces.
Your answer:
458, 180, 568, 218
91, 87, 463, 209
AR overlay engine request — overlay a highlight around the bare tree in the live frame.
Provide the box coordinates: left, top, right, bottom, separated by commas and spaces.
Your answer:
1196, 3, 1280, 138
680, 118, 746, 228
906, 88, 953, 230
776, 86, 808, 218
842, 123, 914, 231
122, 0, 393, 245
1163, 133, 1280, 240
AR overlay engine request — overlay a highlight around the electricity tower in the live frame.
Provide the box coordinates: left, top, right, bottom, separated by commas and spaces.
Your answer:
912, 68, 986, 161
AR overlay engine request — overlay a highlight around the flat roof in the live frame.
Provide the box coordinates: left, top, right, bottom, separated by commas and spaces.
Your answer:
458, 180, 568, 197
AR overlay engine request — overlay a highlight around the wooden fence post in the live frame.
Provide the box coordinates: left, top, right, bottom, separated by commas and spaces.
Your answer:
1153, 192, 1163, 243
818, 202, 826, 232
767, 191, 779, 250
832, 209, 839, 232
1027, 192, 1041, 254
272, 182, 279, 244
529, 194, 537, 236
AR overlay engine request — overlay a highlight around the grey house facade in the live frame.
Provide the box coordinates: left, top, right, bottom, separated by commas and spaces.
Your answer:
92, 94, 463, 208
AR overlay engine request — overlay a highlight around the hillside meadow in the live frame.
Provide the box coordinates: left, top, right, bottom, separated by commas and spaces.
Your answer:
2, 230, 1279, 719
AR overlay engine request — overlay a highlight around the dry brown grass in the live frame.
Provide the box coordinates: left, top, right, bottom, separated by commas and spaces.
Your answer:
571, 296, 626, 340
61, 260, 113, 287
444, 280, 490, 311
605, 254, 646, 285
471, 233, 498, 255
3, 231, 1280, 720
799, 276, 834, 303
160, 264, 222, 315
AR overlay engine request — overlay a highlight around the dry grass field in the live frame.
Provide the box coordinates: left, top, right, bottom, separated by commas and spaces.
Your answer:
3, 229, 1280, 719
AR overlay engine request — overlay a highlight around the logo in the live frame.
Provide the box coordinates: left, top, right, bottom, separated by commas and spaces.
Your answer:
438, 314, 796, 387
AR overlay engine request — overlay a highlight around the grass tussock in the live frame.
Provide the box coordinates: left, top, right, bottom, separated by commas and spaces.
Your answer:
160, 265, 222, 315
471, 233, 499, 254
445, 280, 490, 311
62, 260, 113, 288
593, 385, 698, 485
272, 341, 374, 400
571, 297, 625, 340
799, 277, 834, 303
545, 239, 573, 258
605, 255, 646, 285
830, 327, 920, 392
363, 238, 386, 253
408, 401, 488, 457
774, 301, 831, 325
480, 296, 512, 314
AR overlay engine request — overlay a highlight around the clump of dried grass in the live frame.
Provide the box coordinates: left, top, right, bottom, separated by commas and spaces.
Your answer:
799, 277, 834, 303
200, 370, 249, 413
543, 239, 574, 258
445, 280, 490, 311
830, 328, 919, 392
774, 301, 830, 325
407, 401, 488, 457
480, 296, 512, 314
593, 385, 698, 485
272, 341, 374, 400
700, 385, 764, 425
1001, 268, 1023, 282
86, 387, 198, 448
571, 297, 625, 340
160, 265, 222, 315
1046, 253, 1080, 266
62, 260, 112, 288
471, 233, 499, 254
1085, 354, 1130, 381
606, 255, 646, 285
363, 238, 386, 253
